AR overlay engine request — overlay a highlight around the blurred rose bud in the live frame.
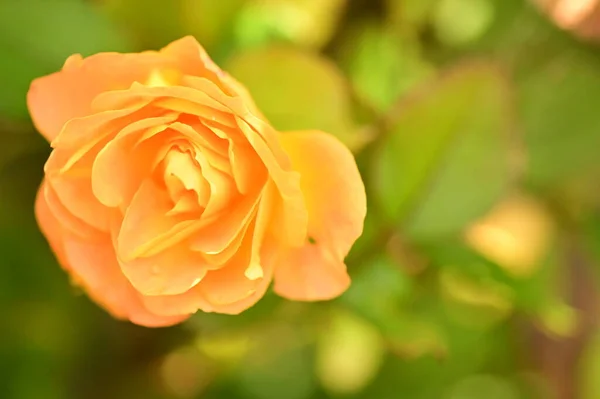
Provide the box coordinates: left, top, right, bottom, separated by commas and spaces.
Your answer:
533, 0, 600, 40
464, 194, 554, 277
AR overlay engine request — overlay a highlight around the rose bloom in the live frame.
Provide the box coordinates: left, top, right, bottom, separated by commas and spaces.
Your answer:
28, 37, 366, 327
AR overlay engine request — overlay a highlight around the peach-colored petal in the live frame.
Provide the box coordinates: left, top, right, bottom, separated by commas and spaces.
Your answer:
192, 149, 236, 217
117, 181, 209, 296
199, 215, 252, 266
160, 36, 224, 81
118, 242, 209, 297
46, 140, 112, 233
158, 98, 235, 127
62, 235, 188, 327
35, 182, 69, 269
118, 171, 255, 262
212, 234, 279, 315
163, 148, 210, 206
47, 175, 111, 233
273, 244, 351, 301
50, 105, 150, 151
274, 131, 366, 300
184, 76, 288, 164
198, 222, 264, 306
141, 282, 214, 316
170, 121, 230, 174
160, 36, 264, 117
245, 180, 278, 280
92, 84, 230, 115
189, 185, 262, 254
42, 181, 103, 239
211, 256, 274, 315
141, 226, 276, 317
203, 119, 266, 194
37, 183, 186, 326
92, 114, 177, 207
118, 179, 195, 261
235, 117, 308, 247
28, 51, 175, 142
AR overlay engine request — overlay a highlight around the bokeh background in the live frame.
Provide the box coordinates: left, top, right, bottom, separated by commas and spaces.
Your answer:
3, 0, 600, 398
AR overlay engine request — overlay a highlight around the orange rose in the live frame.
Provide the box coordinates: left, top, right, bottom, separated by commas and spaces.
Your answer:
28, 37, 366, 327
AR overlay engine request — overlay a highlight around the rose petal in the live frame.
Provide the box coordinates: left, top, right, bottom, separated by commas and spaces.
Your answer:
118, 242, 209, 297
92, 114, 178, 207
245, 180, 278, 280
235, 118, 308, 247
37, 185, 186, 326
142, 223, 276, 317
200, 214, 252, 266
46, 143, 112, 233
163, 148, 210, 206
27, 50, 174, 141
42, 181, 103, 239
189, 185, 262, 254
193, 148, 236, 217
160, 36, 224, 81
198, 222, 263, 306
204, 120, 266, 194
172, 119, 229, 156
92, 84, 230, 115
161, 36, 263, 116
62, 235, 189, 326
142, 259, 274, 317
118, 178, 194, 260
274, 130, 366, 300
141, 282, 214, 316
50, 106, 150, 152
35, 182, 70, 269
117, 180, 210, 296
184, 76, 288, 164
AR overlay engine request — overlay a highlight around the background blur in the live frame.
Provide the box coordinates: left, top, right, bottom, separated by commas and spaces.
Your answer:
3, 0, 600, 398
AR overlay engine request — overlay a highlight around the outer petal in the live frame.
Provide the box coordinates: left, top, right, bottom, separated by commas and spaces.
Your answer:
35, 182, 70, 269
142, 237, 276, 317
161, 36, 265, 118
27, 51, 174, 142
26, 35, 258, 142
274, 131, 366, 300
36, 183, 187, 327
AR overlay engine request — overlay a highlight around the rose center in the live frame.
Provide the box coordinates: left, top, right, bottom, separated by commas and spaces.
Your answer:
161, 146, 210, 215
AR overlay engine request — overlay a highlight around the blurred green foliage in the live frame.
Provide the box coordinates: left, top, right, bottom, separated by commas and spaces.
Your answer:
2, 0, 600, 398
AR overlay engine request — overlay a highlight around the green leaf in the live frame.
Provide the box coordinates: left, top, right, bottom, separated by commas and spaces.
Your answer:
225, 46, 364, 150
0, 0, 132, 118
337, 22, 434, 113
341, 256, 446, 358
472, 0, 600, 187
423, 237, 565, 319
373, 62, 516, 238
438, 268, 515, 329
520, 50, 600, 186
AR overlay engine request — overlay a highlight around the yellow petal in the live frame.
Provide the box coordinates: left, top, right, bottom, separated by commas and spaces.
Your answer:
274, 130, 366, 300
